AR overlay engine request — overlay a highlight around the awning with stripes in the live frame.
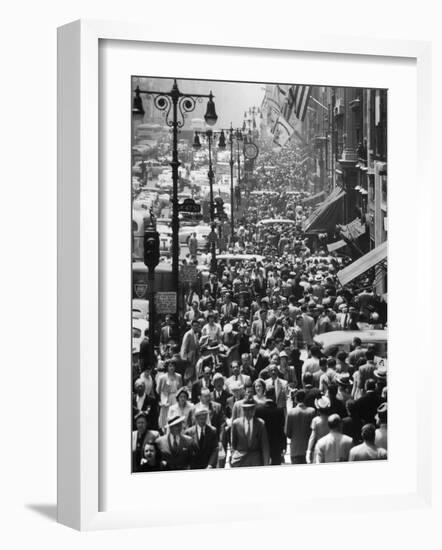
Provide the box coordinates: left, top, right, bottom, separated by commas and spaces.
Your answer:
337, 241, 388, 286
301, 191, 326, 205
302, 186, 345, 232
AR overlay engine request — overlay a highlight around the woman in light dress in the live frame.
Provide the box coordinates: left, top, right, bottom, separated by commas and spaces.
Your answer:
167, 387, 194, 429
156, 360, 183, 431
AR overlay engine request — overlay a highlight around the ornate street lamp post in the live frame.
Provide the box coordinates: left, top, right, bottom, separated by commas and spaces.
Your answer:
133, 79, 217, 318
193, 128, 226, 273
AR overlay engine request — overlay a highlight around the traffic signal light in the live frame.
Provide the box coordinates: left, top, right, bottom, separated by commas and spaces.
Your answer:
214, 196, 226, 220
143, 224, 160, 270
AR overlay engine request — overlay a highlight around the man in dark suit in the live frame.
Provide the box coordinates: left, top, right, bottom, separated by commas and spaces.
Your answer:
185, 405, 219, 469
156, 416, 194, 470
132, 379, 158, 430
354, 379, 380, 424
250, 342, 268, 374
255, 389, 286, 465
230, 398, 270, 467
263, 315, 284, 346
191, 366, 214, 404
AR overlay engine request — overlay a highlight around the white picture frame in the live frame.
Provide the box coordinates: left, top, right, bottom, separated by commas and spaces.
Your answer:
57, 19, 432, 531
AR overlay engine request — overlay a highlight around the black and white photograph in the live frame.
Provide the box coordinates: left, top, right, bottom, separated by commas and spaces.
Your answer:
131, 76, 388, 473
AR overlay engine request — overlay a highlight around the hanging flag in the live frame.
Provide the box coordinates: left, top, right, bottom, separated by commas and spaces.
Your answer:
272, 115, 294, 149
281, 85, 312, 123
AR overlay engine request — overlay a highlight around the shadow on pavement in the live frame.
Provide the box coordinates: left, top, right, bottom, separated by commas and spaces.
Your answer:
26, 503, 57, 522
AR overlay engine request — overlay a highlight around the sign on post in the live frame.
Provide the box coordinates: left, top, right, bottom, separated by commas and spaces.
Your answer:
180, 265, 198, 283
178, 198, 201, 213
155, 292, 177, 314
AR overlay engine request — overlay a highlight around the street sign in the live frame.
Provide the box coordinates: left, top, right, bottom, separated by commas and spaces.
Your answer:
180, 265, 198, 283
155, 292, 177, 314
178, 198, 201, 213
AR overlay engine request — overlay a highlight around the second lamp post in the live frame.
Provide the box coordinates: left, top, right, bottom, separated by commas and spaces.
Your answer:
193, 128, 226, 272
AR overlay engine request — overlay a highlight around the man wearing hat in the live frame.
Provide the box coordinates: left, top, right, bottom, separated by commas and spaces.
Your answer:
156, 415, 194, 471
306, 396, 331, 463
191, 365, 214, 404
230, 397, 270, 467
374, 365, 387, 396
132, 379, 158, 430
335, 372, 353, 407
375, 402, 388, 450
255, 388, 286, 465
354, 378, 380, 425
185, 405, 219, 469
180, 320, 200, 385
211, 373, 231, 416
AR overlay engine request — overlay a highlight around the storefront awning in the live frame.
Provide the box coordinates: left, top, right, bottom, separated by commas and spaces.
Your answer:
302, 186, 346, 232
301, 191, 326, 205
327, 239, 346, 252
337, 241, 388, 286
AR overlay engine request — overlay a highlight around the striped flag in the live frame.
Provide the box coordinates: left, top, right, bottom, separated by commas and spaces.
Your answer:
272, 115, 294, 150
281, 85, 312, 123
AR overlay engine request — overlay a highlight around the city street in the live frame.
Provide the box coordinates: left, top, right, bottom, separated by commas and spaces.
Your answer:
131, 78, 388, 472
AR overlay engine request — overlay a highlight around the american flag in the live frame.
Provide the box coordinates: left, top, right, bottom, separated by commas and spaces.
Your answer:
281, 85, 312, 122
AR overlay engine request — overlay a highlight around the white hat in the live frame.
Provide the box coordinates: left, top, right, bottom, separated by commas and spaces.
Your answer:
223, 323, 233, 334
194, 405, 209, 417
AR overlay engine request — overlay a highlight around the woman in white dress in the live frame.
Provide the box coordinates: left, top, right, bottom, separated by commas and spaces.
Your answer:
167, 387, 194, 429
156, 360, 183, 431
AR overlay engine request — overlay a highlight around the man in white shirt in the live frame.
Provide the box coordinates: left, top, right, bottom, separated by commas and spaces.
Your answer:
225, 361, 251, 392
315, 414, 353, 463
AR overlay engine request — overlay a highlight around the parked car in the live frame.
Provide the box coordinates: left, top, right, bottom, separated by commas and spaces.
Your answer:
132, 318, 149, 353
179, 224, 211, 250
313, 329, 388, 358
132, 299, 149, 320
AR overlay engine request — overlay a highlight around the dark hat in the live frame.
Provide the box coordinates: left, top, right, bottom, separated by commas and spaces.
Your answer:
176, 387, 190, 399
336, 373, 352, 387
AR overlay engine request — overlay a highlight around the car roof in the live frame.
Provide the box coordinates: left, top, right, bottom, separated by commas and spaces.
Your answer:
217, 254, 264, 262
314, 330, 388, 348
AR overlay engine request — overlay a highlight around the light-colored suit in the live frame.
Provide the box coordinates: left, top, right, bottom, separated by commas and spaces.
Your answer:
180, 329, 199, 365
251, 319, 267, 341
265, 377, 288, 409
225, 373, 251, 392
230, 416, 270, 467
